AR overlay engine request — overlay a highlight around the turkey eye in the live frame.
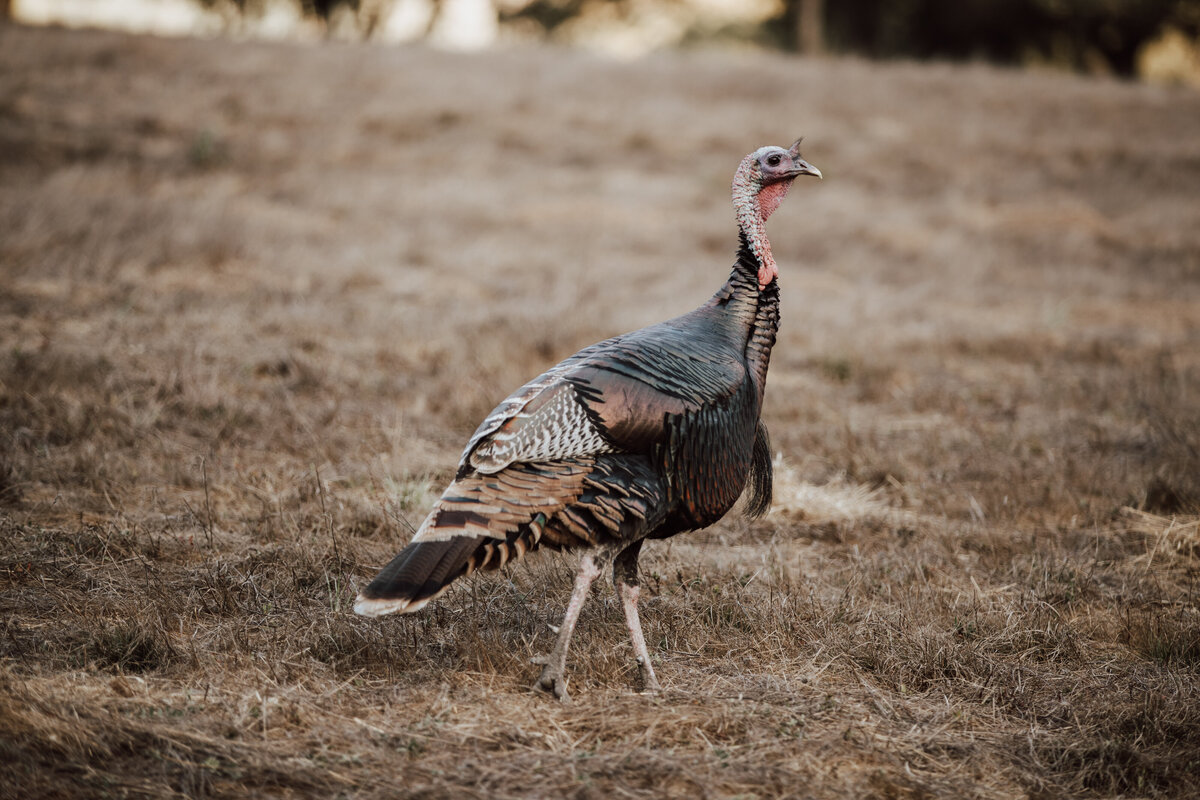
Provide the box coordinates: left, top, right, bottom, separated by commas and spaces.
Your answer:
766, 154, 781, 166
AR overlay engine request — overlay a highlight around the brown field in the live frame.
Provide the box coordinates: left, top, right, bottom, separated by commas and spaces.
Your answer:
2, 23, 1200, 799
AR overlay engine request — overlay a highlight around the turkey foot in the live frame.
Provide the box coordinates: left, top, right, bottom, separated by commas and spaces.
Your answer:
533, 662, 571, 702
634, 656, 661, 694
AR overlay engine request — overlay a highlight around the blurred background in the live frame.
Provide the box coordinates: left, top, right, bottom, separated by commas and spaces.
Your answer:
8, 0, 1200, 85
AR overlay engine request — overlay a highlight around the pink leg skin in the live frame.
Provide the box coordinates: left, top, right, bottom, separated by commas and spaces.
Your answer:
617, 580, 661, 693
612, 539, 660, 693
533, 553, 603, 702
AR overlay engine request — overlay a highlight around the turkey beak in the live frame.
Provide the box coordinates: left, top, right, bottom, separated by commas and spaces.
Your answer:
791, 158, 823, 180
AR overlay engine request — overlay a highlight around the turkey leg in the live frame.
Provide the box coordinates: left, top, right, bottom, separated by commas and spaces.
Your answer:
613, 540, 661, 692
533, 549, 611, 702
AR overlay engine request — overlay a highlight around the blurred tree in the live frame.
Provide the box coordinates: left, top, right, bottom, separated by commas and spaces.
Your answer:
797, 0, 823, 53
818, 0, 1199, 75
498, 0, 585, 35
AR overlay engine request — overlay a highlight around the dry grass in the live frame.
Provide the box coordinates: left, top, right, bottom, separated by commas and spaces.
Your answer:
2, 23, 1199, 799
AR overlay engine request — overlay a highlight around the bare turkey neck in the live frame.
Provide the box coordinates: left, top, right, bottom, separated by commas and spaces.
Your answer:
732, 166, 790, 290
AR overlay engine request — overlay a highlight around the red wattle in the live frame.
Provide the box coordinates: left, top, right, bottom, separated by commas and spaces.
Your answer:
757, 180, 793, 221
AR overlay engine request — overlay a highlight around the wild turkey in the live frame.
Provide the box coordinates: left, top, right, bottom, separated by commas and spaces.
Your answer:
355, 140, 821, 700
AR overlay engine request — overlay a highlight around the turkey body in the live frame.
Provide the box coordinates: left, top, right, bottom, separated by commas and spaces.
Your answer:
355, 141, 821, 700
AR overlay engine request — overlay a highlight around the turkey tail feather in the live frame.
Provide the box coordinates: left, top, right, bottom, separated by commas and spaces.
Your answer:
744, 420, 773, 520
354, 535, 482, 616
355, 513, 550, 617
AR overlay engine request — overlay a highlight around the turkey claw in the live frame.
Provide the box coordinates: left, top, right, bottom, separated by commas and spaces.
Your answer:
534, 669, 571, 703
